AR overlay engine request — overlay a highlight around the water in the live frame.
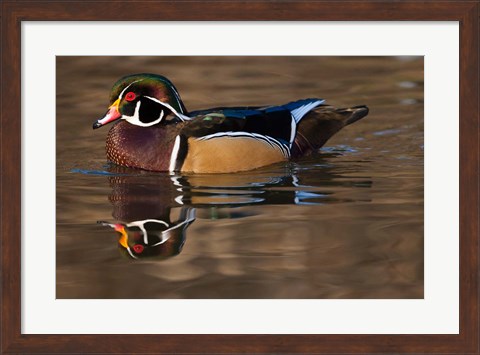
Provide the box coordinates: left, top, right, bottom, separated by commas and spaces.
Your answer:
56, 56, 423, 298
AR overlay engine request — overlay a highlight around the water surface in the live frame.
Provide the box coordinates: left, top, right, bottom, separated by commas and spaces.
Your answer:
56, 56, 423, 298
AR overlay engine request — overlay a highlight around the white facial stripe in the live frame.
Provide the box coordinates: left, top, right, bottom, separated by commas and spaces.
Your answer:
162, 215, 195, 234
126, 247, 138, 259
126, 219, 170, 245
121, 101, 164, 127
126, 219, 169, 228
121, 100, 141, 123
123, 96, 185, 127
118, 79, 144, 100
150, 212, 196, 247
149, 240, 166, 247
144, 95, 191, 121
169, 135, 181, 172
169, 85, 184, 113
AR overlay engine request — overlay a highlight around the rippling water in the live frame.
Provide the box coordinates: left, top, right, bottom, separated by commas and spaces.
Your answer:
56, 56, 423, 298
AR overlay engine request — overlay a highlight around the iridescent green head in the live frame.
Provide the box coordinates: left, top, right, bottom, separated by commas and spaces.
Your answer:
93, 73, 188, 129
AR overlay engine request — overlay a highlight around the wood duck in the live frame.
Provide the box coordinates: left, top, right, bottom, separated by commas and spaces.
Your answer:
93, 73, 369, 173
99, 208, 195, 259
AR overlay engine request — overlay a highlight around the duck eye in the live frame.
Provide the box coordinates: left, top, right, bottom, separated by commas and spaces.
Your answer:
125, 92, 136, 102
132, 244, 144, 254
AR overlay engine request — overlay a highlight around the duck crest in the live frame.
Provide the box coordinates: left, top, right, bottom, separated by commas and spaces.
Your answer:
110, 73, 187, 115
94, 74, 369, 173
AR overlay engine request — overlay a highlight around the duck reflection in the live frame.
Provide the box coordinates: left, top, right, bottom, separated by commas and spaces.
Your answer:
99, 171, 194, 259
99, 162, 372, 260
98, 209, 195, 259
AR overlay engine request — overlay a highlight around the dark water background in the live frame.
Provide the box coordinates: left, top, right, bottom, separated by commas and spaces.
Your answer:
56, 56, 423, 298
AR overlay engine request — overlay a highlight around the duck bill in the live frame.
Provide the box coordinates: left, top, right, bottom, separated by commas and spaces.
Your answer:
93, 99, 121, 129
98, 221, 130, 249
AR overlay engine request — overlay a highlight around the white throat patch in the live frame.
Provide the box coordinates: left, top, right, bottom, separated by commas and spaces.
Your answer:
121, 100, 165, 127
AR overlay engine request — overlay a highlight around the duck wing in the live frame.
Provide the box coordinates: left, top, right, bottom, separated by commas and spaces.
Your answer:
183, 98, 325, 148
168, 99, 325, 173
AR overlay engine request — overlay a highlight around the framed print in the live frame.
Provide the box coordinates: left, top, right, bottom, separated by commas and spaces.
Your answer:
1, 1, 479, 354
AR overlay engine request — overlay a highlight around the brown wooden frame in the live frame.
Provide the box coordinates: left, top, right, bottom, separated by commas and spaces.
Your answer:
1, 1, 479, 354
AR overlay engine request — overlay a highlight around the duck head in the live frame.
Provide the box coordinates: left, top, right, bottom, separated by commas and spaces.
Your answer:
99, 208, 196, 259
93, 73, 189, 129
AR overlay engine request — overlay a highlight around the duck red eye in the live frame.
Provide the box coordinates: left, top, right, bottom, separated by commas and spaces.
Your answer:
133, 244, 144, 253
125, 92, 136, 102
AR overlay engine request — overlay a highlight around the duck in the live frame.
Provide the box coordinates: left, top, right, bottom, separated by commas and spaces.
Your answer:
98, 208, 195, 260
93, 73, 368, 173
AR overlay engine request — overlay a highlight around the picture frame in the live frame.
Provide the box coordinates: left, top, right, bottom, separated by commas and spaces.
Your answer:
1, 1, 478, 354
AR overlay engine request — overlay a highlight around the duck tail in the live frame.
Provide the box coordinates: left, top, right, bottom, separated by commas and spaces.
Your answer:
291, 105, 369, 158
337, 105, 369, 125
